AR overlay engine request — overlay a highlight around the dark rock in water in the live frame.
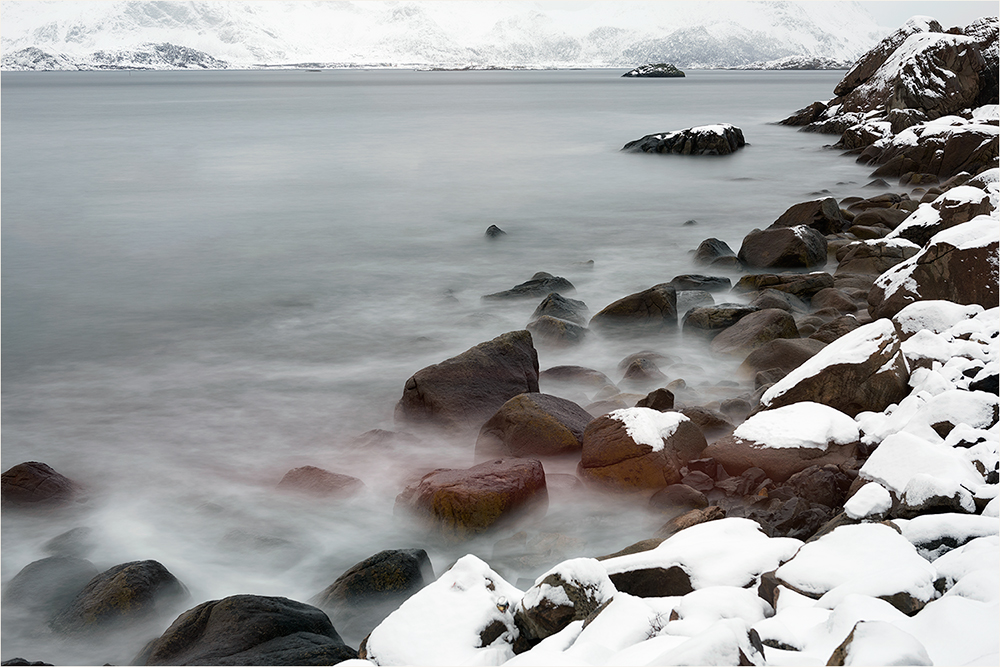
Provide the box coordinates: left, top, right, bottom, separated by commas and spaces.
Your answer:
710, 309, 799, 356
693, 238, 736, 265
656, 506, 727, 539
395, 330, 539, 433
623, 63, 685, 77
617, 351, 676, 372
676, 290, 715, 315
1, 462, 78, 507
50, 560, 189, 635
683, 304, 760, 337
394, 458, 548, 540
134, 595, 357, 666
42, 527, 96, 558
679, 407, 735, 441
635, 388, 675, 412
769, 198, 849, 236
483, 272, 575, 300
669, 274, 732, 292
1, 556, 99, 618
738, 225, 828, 269
540, 365, 616, 392
1, 660, 54, 666
350, 429, 422, 450
476, 393, 592, 458
739, 338, 827, 377
484, 224, 507, 239
649, 484, 709, 514
530, 293, 588, 326
526, 315, 587, 347
623, 123, 746, 156
733, 272, 836, 299
683, 219, 698, 226
277, 466, 364, 498
620, 358, 668, 390
311, 549, 433, 645
590, 284, 678, 334
779, 100, 828, 126
720, 398, 753, 423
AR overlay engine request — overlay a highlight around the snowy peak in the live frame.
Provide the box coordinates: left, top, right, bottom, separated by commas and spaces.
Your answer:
1, 0, 890, 70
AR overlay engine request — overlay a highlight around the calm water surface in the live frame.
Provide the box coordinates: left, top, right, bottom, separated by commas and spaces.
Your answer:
2, 69, 876, 662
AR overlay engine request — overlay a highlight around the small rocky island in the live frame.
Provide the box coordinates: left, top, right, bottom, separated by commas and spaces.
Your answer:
622, 123, 747, 156
622, 62, 685, 77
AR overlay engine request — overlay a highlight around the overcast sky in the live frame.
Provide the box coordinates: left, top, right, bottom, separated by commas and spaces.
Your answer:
859, 1, 997, 28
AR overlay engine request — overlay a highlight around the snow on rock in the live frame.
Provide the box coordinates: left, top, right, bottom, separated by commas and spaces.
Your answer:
774, 523, 937, 613
893, 513, 1000, 560
733, 402, 859, 450
643, 618, 764, 666
362, 554, 522, 666
901, 594, 1000, 665
858, 431, 986, 500
827, 620, 932, 666
515, 558, 616, 644
891, 299, 984, 339
843, 482, 892, 520
932, 535, 1000, 600
665, 586, 771, 638
601, 518, 801, 590
607, 408, 686, 452
622, 124, 746, 156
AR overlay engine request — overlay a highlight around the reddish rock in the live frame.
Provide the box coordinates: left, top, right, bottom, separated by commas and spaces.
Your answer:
394, 459, 548, 539
395, 330, 539, 433
578, 409, 707, 491
704, 436, 858, 485
710, 308, 800, 356
1, 462, 78, 507
277, 466, 364, 498
475, 393, 592, 458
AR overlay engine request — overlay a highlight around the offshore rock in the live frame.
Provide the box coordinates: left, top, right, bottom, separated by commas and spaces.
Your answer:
394, 330, 539, 433
623, 63, 685, 77
623, 123, 746, 156
530, 292, 588, 326
277, 466, 364, 498
526, 315, 587, 347
693, 237, 737, 265
134, 595, 356, 666
483, 272, 575, 300
1, 461, 78, 507
394, 459, 547, 540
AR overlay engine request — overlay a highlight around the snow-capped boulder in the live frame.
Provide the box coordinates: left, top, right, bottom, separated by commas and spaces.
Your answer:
513, 558, 615, 646
860, 114, 999, 179
622, 124, 746, 156
835, 238, 921, 276
827, 620, 932, 666
394, 330, 539, 433
844, 482, 893, 520
475, 393, 592, 459
737, 225, 828, 269
577, 408, 706, 490
758, 319, 909, 417
868, 216, 1000, 320
703, 402, 860, 483
893, 513, 1000, 560
622, 63, 684, 77
891, 299, 986, 339
931, 535, 999, 599
774, 523, 938, 614
360, 555, 522, 666
394, 459, 547, 540
589, 283, 678, 334
889, 187, 994, 246
834, 17, 944, 100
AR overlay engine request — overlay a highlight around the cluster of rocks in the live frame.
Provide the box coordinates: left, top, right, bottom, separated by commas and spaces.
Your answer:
622, 123, 747, 156
622, 63, 686, 77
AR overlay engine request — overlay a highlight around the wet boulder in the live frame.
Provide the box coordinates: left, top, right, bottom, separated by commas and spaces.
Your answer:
649, 484, 709, 515
134, 595, 356, 666
738, 225, 827, 269
394, 458, 547, 540
768, 197, 849, 235
578, 408, 707, 490
1, 556, 99, 619
529, 293, 588, 326
526, 315, 587, 347
668, 274, 731, 292
678, 406, 736, 441
738, 337, 827, 377
622, 123, 745, 156
50, 560, 189, 635
835, 239, 921, 276
682, 304, 759, 337
311, 549, 434, 645
692, 238, 736, 265
1, 462, 78, 507
475, 393, 592, 458
809, 315, 863, 344
733, 272, 835, 299
514, 558, 615, 646
709, 308, 799, 356
759, 319, 909, 417
589, 283, 678, 334
869, 217, 999, 320
484, 225, 507, 239
703, 402, 860, 483
619, 357, 668, 390
276, 466, 364, 498
748, 288, 809, 313
635, 387, 675, 412
482, 272, 575, 300
394, 330, 539, 433
809, 287, 859, 314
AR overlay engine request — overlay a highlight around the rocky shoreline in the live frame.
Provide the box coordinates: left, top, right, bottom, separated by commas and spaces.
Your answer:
2, 15, 998, 667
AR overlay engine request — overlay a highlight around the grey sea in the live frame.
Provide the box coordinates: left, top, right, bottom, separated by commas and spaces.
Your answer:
2, 68, 875, 663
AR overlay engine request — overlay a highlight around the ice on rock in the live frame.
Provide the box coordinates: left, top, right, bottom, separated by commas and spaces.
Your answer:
859, 431, 985, 496
733, 402, 859, 450
830, 620, 932, 666
363, 554, 522, 666
844, 482, 892, 520
774, 523, 937, 605
601, 518, 801, 590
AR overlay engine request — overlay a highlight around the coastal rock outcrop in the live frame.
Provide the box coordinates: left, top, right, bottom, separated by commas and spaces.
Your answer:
394, 330, 539, 433
622, 63, 685, 77
622, 123, 746, 156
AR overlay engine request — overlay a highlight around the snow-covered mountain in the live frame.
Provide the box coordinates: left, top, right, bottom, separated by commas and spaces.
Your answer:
0, 1, 890, 70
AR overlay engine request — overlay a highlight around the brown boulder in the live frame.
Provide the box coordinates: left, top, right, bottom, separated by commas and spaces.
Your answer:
833, 18, 943, 98
809, 315, 863, 344
394, 330, 539, 433
809, 288, 859, 313
748, 289, 810, 313
277, 466, 364, 498
851, 207, 911, 230
514, 563, 614, 644
693, 238, 736, 265
758, 319, 909, 418
530, 293, 588, 326
768, 197, 849, 235
526, 315, 587, 347
892, 188, 994, 247
682, 304, 759, 337
678, 406, 735, 441
868, 217, 1000, 320
394, 459, 548, 539
589, 284, 678, 334
578, 409, 706, 490
836, 239, 921, 276
738, 337, 827, 377
656, 506, 727, 539
475, 393, 593, 458
710, 308, 800, 356
1, 462, 78, 507
738, 226, 828, 269
635, 388, 675, 412
733, 272, 835, 299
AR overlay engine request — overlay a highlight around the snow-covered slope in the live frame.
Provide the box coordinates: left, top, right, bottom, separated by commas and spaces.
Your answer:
0, 0, 889, 70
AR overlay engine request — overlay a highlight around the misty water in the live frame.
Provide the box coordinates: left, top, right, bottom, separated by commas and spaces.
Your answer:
2, 69, 878, 663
